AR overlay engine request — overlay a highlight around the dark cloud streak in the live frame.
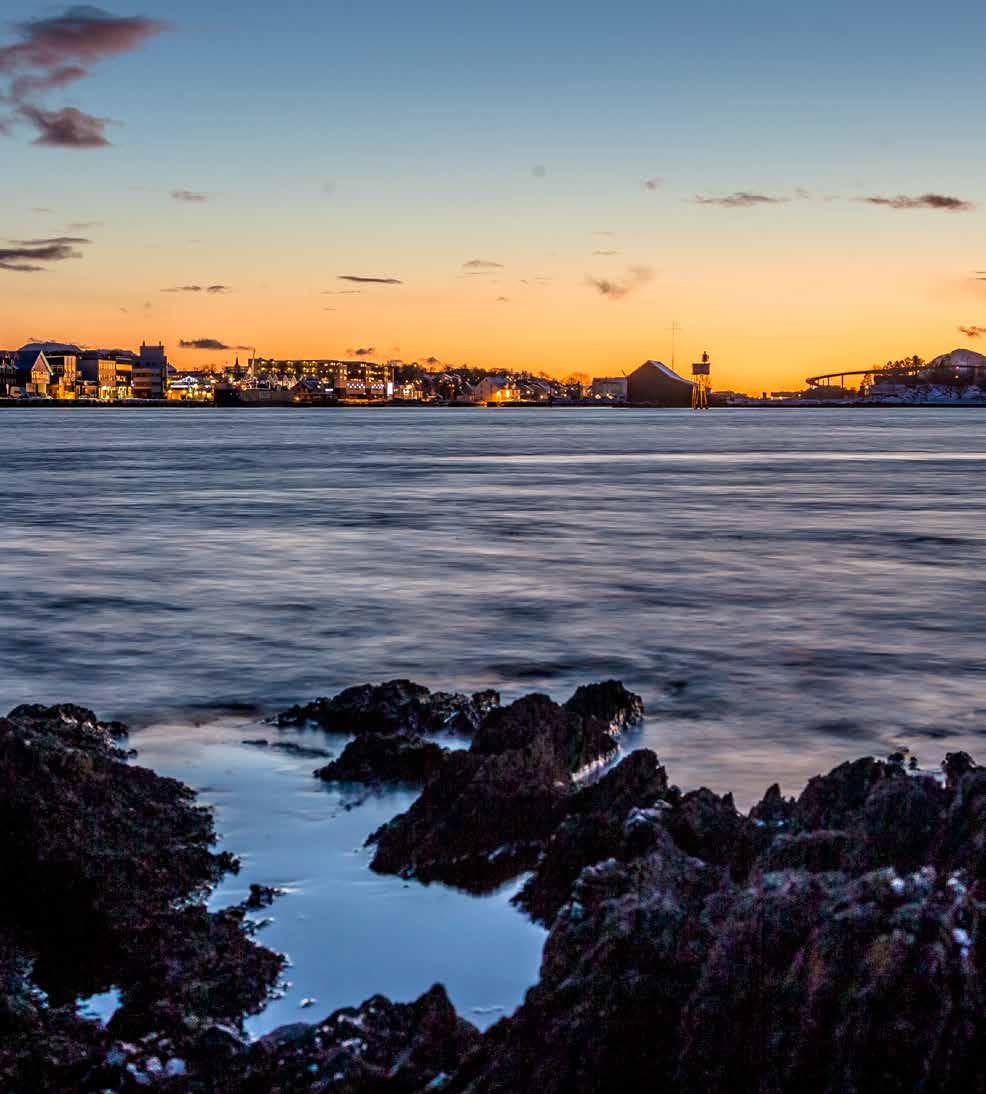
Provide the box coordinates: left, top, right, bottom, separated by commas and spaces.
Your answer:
859, 193, 974, 212
18, 103, 110, 147
0, 235, 89, 272
0, 8, 170, 148
693, 192, 791, 208
178, 338, 250, 351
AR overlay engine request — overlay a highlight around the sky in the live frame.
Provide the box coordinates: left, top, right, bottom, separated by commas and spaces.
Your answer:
1, 0, 985, 391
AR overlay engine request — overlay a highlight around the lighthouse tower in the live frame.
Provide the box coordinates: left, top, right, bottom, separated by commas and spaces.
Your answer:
691, 352, 711, 410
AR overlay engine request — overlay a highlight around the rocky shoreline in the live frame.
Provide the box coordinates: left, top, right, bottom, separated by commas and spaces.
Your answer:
3, 683, 986, 1091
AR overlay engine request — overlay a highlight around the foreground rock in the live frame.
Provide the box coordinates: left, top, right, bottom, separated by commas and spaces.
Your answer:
11, 688, 986, 1093
229, 985, 480, 1092
275, 680, 500, 736
0, 703, 283, 1090
367, 683, 644, 891
512, 749, 670, 923
316, 733, 448, 785
445, 750, 986, 1094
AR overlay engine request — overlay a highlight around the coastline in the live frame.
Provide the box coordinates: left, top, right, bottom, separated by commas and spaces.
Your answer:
5, 682, 986, 1091
4, 398, 986, 410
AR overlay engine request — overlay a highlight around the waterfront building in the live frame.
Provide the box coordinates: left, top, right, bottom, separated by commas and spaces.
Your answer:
250, 358, 395, 400
590, 376, 628, 401
470, 375, 520, 402
626, 360, 695, 406
132, 343, 169, 399
28, 352, 54, 395
78, 356, 133, 400
0, 351, 17, 395
167, 373, 214, 400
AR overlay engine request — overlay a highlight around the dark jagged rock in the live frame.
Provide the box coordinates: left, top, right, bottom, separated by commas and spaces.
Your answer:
232, 985, 481, 1092
274, 679, 500, 736
677, 867, 986, 1093
794, 755, 899, 831
245, 883, 283, 909
943, 750, 977, 790
562, 679, 644, 734
0, 702, 283, 1090
856, 771, 947, 872
449, 830, 725, 1094
448, 746, 986, 1094
665, 786, 750, 871
514, 750, 669, 924
756, 829, 852, 873
271, 740, 333, 758
316, 733, 448, 785
936, 769, 986, 878
471, 691, 621, 775
749, 781, 796, 827
15, 685, 986, 1094
368, 745, 565, 891
367, 687, 643, 892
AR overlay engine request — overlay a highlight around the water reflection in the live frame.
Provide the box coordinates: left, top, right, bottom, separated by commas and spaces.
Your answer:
130, 718, 547, 1035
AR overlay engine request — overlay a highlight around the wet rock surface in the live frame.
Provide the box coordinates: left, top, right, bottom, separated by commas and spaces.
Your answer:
0, 702, 283, 1091
231, 985, 480, 1092
316, 733, 448, 785
446, 751, 986, 1094
367, 683, 644, 892
513, 749, 669, 924
274, 680, 500, 737
9, 687, 986, 1093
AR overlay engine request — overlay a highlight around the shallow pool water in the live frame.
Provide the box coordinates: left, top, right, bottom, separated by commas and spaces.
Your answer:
130, 718, 548, 1035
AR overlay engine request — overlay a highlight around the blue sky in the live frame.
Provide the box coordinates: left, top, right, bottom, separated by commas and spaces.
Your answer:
2, 0, 985, 385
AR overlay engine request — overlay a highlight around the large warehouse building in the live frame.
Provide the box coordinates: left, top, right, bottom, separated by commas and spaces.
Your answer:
626, 360, 695, 406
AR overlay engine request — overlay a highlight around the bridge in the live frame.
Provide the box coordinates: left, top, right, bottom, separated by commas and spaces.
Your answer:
804, 361, 926, 390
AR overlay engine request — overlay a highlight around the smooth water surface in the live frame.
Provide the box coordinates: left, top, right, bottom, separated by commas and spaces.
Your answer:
2, 406, 985, 797
127, 717, 546, 1034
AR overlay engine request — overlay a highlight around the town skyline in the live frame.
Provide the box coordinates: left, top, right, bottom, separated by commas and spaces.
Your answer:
2, 2, 985, 391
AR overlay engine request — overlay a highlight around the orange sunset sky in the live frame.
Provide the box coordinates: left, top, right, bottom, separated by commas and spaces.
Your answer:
2, 2, 985, 393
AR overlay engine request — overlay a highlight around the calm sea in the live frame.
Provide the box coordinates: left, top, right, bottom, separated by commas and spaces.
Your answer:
4, 406, 986, 1029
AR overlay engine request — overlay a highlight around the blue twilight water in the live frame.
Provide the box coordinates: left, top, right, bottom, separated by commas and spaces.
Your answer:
3, 406, 986, 1027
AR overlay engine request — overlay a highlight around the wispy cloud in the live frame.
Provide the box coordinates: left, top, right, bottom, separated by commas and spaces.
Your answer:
17, 103, 110, 147
592, 249, 621, 256
66, 219, 102, 230
693, 191, 791, 208
496, 296, 509, 302
322, 289, 362, 295
0, 234, 89, 272
162, 284, 230, 294
463, 258, 503, 269
585, 265, 654, 299
339, 275, 402, 284
0, 8, 169, 147
178, 337, 248, 351
643, 176, 663, 191
959, 326, 986, 338
858, 193, 974, 212
347, 346, 375, 356
171, 189, 208, 203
